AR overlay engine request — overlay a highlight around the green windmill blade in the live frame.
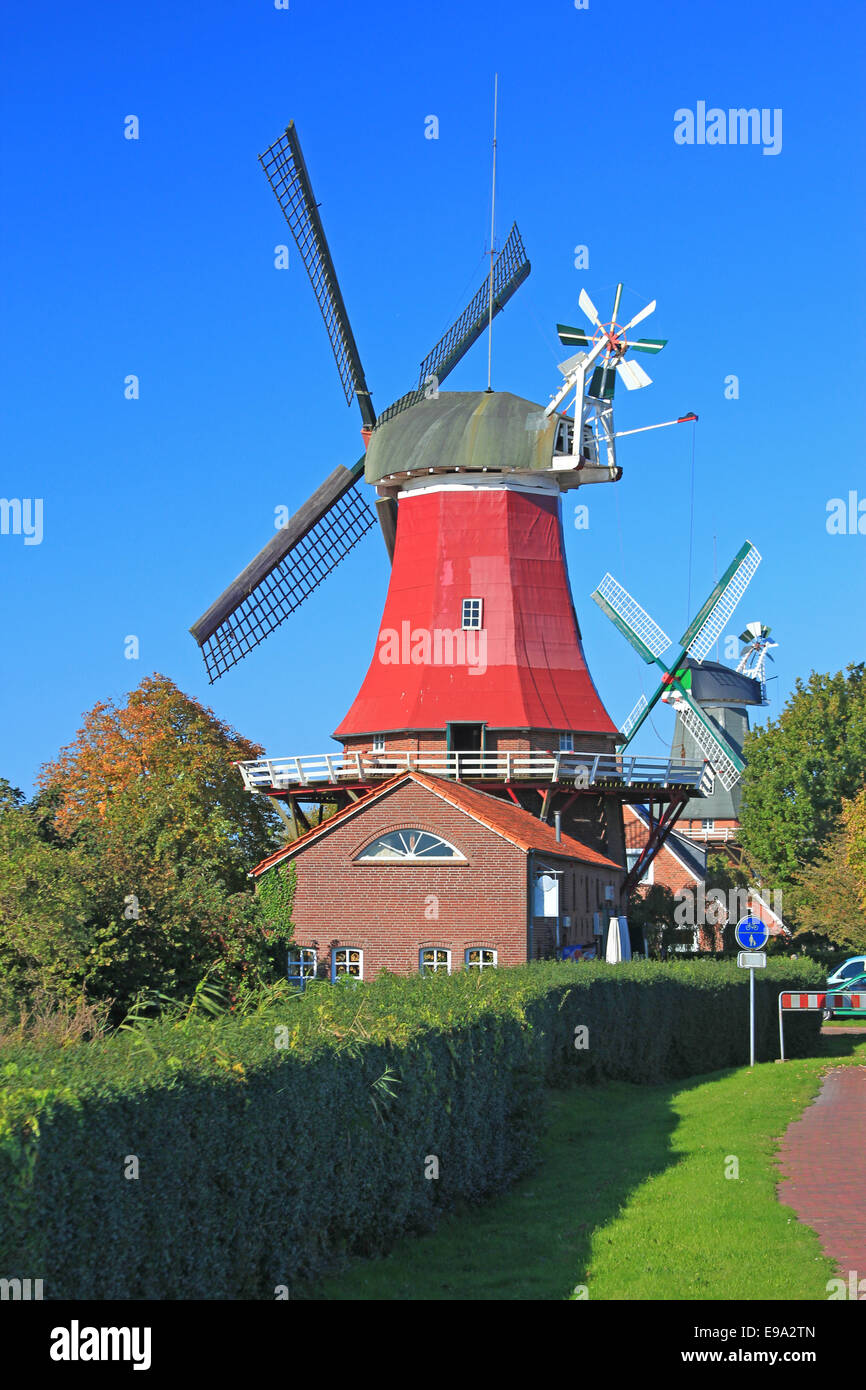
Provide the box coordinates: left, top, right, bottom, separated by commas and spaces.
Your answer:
671, 688, 745, 790
591, 574, 676, 745
589, 363, 616, 400
679, 541, 762, 663
591, 574, 672, 663
628, 338, 668, 354
557, 322, 595, 347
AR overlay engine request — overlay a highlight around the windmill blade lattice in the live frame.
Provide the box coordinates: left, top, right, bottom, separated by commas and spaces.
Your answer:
191, 458, 375, 681
671, 693, 743, 790
592, 573, 672, 662
260, 124, 376, 427
376, 223, 530, 428
680, 542, 762, 663
620, 693, 649, 740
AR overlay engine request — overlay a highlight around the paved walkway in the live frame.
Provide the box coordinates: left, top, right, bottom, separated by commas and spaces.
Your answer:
777, 1067, 866, 1281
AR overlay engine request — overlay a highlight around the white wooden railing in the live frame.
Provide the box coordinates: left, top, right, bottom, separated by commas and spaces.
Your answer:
236, 749, 712, 794
676, 827, 739, 844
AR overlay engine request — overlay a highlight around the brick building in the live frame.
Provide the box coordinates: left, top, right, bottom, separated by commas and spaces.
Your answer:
252, 770, 625, 981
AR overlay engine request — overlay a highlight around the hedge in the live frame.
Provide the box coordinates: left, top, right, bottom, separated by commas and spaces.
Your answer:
0, 957, 825, 1299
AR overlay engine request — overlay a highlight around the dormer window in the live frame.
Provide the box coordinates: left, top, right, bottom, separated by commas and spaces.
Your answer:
462, 598, 483, 630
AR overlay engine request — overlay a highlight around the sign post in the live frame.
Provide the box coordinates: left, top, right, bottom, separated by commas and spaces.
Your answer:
736, 917, 769, 1067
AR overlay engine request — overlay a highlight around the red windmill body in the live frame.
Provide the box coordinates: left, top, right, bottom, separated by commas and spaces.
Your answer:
336, 393, 618, 753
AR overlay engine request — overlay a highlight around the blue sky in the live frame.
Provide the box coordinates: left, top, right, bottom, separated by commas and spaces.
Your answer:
1, 0, 864, 793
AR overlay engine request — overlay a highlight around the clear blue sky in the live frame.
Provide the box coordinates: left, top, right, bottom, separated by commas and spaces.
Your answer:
1, 0, 864, 793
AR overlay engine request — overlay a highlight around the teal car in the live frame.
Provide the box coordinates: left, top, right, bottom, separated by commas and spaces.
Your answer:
823, 969, 866, 1021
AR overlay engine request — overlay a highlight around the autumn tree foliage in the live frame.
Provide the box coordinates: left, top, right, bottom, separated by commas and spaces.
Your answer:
0, 676, 287, 1013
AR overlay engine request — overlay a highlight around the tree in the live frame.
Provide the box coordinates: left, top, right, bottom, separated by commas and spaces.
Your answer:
844, 787, 866, 914
739, 664, 866, 887
0, 786, 94, 1011
789, 823, 866, 952
0, 675, 287, 1012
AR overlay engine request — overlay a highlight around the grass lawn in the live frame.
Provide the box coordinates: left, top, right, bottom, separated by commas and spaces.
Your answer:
302, 1033, 866, 1301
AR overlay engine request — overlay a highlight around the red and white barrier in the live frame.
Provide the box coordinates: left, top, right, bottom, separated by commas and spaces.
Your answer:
829, 992, 866, 1011
778, 991, 866, 1060
780, 992, 825, 1010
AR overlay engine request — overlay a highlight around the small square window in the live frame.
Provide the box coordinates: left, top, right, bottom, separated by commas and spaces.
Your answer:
465, 948, 497, 970
461, 598, 483, 630
287, 947, 317, 989
331, 947, 363, 981
372, 733, 385, 753
701, 818, 715, 831
559, 732, 574, 752
419, 947, 451, 975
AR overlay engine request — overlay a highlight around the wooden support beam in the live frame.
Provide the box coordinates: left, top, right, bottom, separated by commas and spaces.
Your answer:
270, 799, 295, 832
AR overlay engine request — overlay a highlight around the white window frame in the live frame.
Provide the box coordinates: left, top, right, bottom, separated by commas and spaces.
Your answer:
331, 947, 364, 981
559, 732, 574, 752
287, 946, 317, 987
461, 598, 483, 630
701, 818, 715, 831
419, 947, 451, 975
372, 733, 385, 753
356, 830, 466, 864
465, 948, 497, 970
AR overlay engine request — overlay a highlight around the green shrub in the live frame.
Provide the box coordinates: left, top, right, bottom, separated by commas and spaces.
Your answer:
0, 958, 824, 1298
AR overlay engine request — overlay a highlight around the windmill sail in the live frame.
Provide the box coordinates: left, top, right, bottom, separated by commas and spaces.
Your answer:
673, 692, 744, 790
680, 541, 761, 663
190, 457, 375, 681
375, 223, 530, 427
591, 574, 672, 663
260, 124, 376, 427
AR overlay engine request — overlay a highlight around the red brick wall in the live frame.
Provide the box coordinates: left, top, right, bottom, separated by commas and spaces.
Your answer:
280, 780, 622, 979
339, 730, 617, 755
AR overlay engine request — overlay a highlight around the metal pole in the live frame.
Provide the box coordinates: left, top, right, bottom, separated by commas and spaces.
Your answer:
486, 74, 498, 392
778, 992, 785, 1062
749, 966, 756, 1067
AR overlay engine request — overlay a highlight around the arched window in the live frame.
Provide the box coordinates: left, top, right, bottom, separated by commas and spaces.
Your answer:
355, 830, 466, 863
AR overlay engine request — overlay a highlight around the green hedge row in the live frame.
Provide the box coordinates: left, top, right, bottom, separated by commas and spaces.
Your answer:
0, 958, 825, 1299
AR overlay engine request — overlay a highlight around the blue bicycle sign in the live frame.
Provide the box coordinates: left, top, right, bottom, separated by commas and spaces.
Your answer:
735, 916, 768, 950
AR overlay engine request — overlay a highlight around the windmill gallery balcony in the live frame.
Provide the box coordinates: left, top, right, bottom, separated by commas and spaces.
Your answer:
236, 748, 713, 798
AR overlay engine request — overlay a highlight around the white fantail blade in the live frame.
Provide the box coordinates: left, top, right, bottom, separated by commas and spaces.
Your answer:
621, 299, 656, 333
611, 283, 623, 323
557, 350, 587, 376
579, 288, 603, 329
616, 358, 652, 390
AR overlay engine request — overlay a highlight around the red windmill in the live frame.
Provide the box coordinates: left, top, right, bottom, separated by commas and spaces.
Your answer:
191, 123, 706, 885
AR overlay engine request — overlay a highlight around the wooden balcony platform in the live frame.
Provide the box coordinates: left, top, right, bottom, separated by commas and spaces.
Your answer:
236, 749, 713, 801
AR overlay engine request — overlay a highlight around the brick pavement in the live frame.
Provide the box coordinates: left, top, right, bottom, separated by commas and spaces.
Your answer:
777, 1067, 866, 1282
